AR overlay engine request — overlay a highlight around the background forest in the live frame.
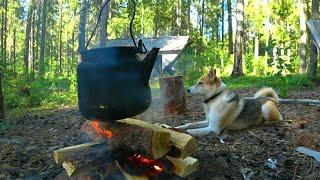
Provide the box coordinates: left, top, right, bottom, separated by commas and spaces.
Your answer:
0, 0, 319, 117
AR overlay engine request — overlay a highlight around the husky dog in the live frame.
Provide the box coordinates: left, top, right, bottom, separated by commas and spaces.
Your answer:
177, 68, 283, 137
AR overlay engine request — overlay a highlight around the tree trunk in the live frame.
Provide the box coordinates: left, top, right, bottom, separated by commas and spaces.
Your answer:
13, 28, 16, 73
141, 3, 144, 35
3, 0, 7, 70
39, 0, 48, 77
0, 1, 3, 68
187, 0, 191, 35
59, 0, 63, 74
308, 0, 319, 78
79, 0, 88, 53
299, 0, 307, 74
0, 74, 4, 120
24, 3, 33, 73
221, 0, 224, 42
231, 0, 244, 77
227, 0, 233, 54
159, 76, 187, 115
171, 0, 181, 35
254, 32, 259, 59
200, 0, 205, 37
153, 0, 160, 37
36, 0, 41, 62
99, 0, 108, 48
0, 73, 5, 119
71, 29, 75, 74
176, 0, 181, 36
31, 6, 36, 72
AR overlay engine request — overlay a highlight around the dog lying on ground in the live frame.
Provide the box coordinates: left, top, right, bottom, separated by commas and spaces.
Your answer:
176, 68, 283, 137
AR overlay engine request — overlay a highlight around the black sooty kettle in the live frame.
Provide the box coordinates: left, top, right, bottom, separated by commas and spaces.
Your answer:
77, 0, 160, 121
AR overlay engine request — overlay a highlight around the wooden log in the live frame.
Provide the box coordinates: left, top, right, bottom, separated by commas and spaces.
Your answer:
159, 75, 187, 115
165, 156, 199, 178
60, 143, 111, 177
55, 141, 197, 178
80, 120, 171, 159
278, 98, 320, 105
81, 119, 196, 158
120, 119, 197, 159
244, 97, 320, 105
54, 142, 99, 165
96, 120, 171, 159
54, 142, 148, 178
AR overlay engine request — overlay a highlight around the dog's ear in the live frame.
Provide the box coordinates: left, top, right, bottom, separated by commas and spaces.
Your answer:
208, 68, 216, 79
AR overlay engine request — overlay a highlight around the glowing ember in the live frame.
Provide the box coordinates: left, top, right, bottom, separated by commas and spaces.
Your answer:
153, 165, 162, 172
124, 153, 164, 176
91, 120, 112, 138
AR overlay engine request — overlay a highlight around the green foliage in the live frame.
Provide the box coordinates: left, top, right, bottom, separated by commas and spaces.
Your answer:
3, 75, 77, 111
0, 0, 318, 117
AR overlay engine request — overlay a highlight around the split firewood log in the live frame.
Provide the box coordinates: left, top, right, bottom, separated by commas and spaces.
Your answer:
59, 143, 111, 176
80, 120, 171, 159
165, 156, 199, 177
120, 118, 197, 158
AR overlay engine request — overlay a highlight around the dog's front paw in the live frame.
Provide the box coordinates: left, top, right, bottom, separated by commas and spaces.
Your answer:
187, 127, 212, 137
176, 123, 192, 129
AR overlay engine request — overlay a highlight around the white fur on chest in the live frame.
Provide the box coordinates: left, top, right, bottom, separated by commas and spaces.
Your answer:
202, 93, 232, 134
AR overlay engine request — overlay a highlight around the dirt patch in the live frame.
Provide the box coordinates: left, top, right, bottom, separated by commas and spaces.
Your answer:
0, 87, 319, 179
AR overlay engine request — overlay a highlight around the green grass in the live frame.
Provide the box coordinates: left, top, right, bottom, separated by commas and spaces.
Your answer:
221, 75, 316, 97
150, 74, 317, 98
3, 74, 317, 119
221, 75, 315, 90
0, 119, 14, 133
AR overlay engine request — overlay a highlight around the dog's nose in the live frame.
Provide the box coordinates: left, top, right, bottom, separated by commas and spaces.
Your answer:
187, 89, 190, 93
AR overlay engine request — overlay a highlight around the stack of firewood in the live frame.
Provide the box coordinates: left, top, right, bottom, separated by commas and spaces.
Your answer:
53, 118, 198, 179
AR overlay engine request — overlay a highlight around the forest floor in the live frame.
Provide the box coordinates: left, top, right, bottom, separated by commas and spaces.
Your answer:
0, 86, 319, 179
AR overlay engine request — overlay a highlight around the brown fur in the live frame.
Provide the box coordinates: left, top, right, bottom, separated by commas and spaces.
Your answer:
218, 99, 241, 130
266, 101, 281, 122
177, 68, 282, 137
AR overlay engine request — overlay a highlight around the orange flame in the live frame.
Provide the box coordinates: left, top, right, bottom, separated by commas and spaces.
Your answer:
91, 120, 112, 138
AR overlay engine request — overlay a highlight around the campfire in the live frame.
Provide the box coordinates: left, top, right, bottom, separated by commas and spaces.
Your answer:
53, 118, 198, 179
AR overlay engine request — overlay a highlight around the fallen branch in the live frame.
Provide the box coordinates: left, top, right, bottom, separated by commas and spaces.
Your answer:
244, 97, 320, 106
248, 131, 272, 146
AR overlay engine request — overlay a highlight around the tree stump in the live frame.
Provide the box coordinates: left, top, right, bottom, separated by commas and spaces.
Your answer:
159, 76, 187, 115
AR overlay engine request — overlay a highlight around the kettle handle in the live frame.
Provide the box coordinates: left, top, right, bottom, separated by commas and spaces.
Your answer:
86, 0, 142, 52
129, 0, 138, 49
85, 0, 111, 49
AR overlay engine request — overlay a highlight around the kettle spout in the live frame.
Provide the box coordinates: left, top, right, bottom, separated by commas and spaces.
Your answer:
142, 47, 160, 81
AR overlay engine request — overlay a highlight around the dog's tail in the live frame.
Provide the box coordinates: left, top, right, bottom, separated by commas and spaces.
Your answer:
254, 87, 279, 103
255, 87, 283, 121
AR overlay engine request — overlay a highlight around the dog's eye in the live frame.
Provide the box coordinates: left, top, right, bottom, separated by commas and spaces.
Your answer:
198, 82, 203, 85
